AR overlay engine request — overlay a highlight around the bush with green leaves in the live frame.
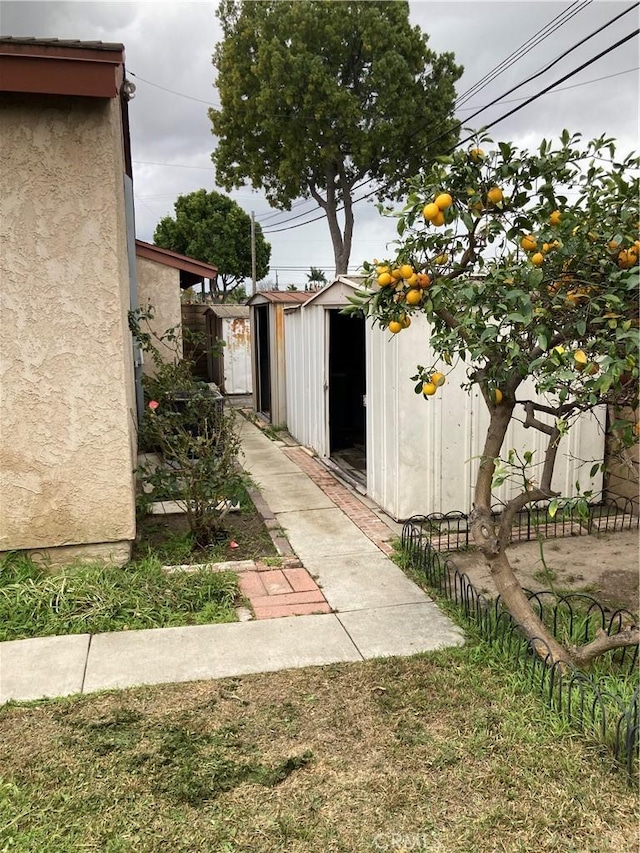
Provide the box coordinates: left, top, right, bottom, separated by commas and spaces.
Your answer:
130, 309, 245, 548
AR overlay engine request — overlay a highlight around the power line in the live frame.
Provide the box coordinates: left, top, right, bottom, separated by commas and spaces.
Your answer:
262, 27, 639, 235
128, 71, 221, 108
456, 65, 639, 112
455, 0, 593, 107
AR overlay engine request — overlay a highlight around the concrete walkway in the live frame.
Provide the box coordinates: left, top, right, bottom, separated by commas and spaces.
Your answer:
0, 419, 464, 705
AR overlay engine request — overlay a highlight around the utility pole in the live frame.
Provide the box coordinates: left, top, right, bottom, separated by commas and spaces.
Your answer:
250, 211, 256, 297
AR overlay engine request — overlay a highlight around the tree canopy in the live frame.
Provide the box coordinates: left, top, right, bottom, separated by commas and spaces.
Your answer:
210, 0, 462, 276
349, 131, 639, 667
153, 189, 271, 300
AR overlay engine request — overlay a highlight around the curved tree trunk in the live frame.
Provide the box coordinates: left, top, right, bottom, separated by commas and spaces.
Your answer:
470, 397, 573, 666
470, 394, 638, 668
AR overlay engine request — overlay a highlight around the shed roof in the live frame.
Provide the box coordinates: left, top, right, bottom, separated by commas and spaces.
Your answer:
0, 36, 125, 97
205, 305, 250, 319
283, 276, 369, 312
247, 291, 310, 306
135, 241, 218, 287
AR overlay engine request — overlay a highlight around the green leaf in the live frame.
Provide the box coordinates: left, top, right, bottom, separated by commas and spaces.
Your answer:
548, 498, 559, 518
589, 463, 600, 478
537, 333, 549, 352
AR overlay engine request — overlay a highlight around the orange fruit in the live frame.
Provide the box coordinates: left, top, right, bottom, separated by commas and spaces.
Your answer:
431, 211, 445, 227
416, 273, 431, 288
490, 389, 503, 405
470, 148, 484, 161
376, 264, 390, 275
431, 372, 446, 387
487, 187, 503, 204
422, 382, 437, 396
617, 250, 633, 269
435, 192, 453, 210
521, 234, 537, 252
388, 320, 403, 334
400, 314, 411, 329
549, 210, 562, 226
406, 288, 423, 306
399, 264, 414, 279
377, 272, 393, 287
423, 203, 440, 221
531, 252, 544, 267
574, 349, 588, 367
434, 254, 449, 265
391, 268, 402, 281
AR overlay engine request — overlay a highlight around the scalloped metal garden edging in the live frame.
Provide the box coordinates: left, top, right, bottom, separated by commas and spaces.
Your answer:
401, 503, 639, 781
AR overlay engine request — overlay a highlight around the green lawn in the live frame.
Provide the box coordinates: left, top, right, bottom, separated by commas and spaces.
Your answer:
0, 553, 239, 641
0, 642, 637, 852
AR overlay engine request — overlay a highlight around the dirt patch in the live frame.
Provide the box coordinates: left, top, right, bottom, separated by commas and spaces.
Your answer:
451, 529, 639, 614
134, 501, 278, 564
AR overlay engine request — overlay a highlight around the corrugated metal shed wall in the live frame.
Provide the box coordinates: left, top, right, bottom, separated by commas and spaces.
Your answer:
285, 303, 327, 453
285, 289, 605, 521
367, 312, 605, 519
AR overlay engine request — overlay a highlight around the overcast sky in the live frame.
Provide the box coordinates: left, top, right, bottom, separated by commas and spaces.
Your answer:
2, 0, 638, 287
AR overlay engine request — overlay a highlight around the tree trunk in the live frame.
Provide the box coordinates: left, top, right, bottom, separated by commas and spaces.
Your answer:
470, 400, 573, 667
309, 164, 353, 278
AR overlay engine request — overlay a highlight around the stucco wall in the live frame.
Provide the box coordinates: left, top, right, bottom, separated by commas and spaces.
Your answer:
0, 93, 136, 557
136, 255, 182, 376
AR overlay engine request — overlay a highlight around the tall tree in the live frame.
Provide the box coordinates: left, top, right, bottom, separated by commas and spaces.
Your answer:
210, 0, 462, 276
153, 189, 271, 300
349, 132, 639, 668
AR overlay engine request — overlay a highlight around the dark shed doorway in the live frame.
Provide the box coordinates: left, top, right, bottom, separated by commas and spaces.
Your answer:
255, 305, 271, 418
328, 310, 366, 481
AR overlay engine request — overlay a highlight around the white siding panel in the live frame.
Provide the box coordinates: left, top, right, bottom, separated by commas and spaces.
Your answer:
367, 313, 604, 520
284, 305, 327, 453
284, 309, 303, 441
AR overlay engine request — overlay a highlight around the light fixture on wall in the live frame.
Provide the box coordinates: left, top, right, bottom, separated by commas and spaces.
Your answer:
121, 79, 136, 101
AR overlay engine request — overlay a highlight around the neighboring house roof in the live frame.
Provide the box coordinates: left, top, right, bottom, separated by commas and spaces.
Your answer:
205, 305, 250, 319
0, 36, 125, 97
247, 291, 310, 305
135, 240, 218, 287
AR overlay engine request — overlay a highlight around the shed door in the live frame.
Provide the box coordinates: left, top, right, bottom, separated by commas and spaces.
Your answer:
328, 310, 366, 477
255, 305, 271, 418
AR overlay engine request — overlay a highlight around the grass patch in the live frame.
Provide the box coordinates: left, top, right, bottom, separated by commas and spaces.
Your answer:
0, 647, 637, 852
0, 552, 239, 642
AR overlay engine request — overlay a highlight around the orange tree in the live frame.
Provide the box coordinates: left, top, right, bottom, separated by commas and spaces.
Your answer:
349, 131, 639, 667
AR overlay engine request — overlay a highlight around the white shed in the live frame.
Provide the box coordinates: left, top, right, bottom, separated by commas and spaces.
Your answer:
284, 277, 605, 521
205, 305, 252, 395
